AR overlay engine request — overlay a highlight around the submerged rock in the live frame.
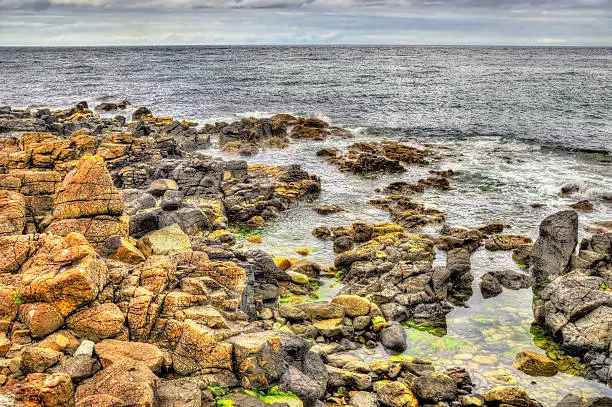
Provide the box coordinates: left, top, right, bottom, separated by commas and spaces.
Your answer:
513, 350, 559, 377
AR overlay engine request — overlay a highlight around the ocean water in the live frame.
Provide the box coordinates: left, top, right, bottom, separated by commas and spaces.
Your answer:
1, 46, 612, 403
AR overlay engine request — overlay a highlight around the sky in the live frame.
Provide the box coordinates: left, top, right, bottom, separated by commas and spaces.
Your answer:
0, 0, 610, 46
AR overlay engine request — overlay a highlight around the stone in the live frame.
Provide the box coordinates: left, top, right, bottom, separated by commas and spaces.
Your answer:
52, 155, 123, 219
20, 233, 107, 317
75, 358, 159, 407
157, 378, 202, 407
531, 210, 579, 290
280, 366, 325, 407
376, 381, 418, 407
0, 190, 26, 236
350, 391, 378, 407
513, 350, 558, 377
555, 394, 612, 407
66, 303, 125, 341
18, 302, 65, 338
108, 237, 146, 265
485, 234, 533, 251
484, 386, 535, 407
287, 270, 310, 285
139, 223, 192, 255
298, 302, 345, 320
147, 179, 178, 197
279, 304, 309, 321
94, 340, 165, 373
332, 295, 371, 317
55, 355, 100, 381
380, 321, 407, 352
173, 320, 233, 376
480, 274, 503, 299
326, 366, 372, 391
4, 372, 74, 407
412, 372, 458, 402
21, 346, 63, 374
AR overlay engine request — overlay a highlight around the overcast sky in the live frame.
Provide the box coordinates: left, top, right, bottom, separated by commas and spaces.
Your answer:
0, 0, 610, 46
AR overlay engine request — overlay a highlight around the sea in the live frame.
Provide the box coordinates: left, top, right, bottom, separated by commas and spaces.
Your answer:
1, 46, 611, 403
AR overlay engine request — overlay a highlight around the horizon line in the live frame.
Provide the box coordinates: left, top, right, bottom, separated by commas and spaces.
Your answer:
1, 43, 611, 48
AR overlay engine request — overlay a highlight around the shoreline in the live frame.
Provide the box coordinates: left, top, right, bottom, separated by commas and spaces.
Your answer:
0, 101, 609, 406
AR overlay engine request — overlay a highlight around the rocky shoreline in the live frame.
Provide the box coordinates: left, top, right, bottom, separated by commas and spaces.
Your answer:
0, 102, 610, 407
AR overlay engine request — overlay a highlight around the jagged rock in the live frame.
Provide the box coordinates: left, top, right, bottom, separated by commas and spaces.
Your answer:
19, 233, 107, 317
122, 189, 156, 215
280, 366, 325, 407
350, 391, 378, 407
172, 320, 233, 376
147, 178, 178, 197
21, 346, 63, 374
413, 372, 458, 402
326, 365, 372, 391
94, 339, 164, 373
75, 358, 159, 407
555, 394, 612, 407
531, 210, 579, 289
52, 155, 123, 219
66, 303, 125, 341
55, 354, 100, 381
485, 234, 533, 251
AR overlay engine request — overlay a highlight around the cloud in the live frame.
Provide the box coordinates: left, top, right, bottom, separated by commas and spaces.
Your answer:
0, 0, 610, 45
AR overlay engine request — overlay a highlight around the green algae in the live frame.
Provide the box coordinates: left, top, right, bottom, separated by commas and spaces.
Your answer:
403, 319, 447, 337
244, 387, 302, 405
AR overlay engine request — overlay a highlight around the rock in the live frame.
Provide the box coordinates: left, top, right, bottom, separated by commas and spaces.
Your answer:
569, 200, 593, 211
484, 386, 537, 407
3, 372, 74, 407
18, 302, 65, 338
55, 355, 100, 381
74, 339, 95, 357
485, 269, 534, 290
21, 346, 63, 374
350, 391, 378, 407
139, 223, 192, 255
485, 234, 533, 251
20, 233, 107, 317
376, 381, 418, 407
333, 235, 355, 253
161, 190, 183, 211
513, 350, 558, 377
380, 321, 407, 352
75, 358, 159, 407
108, 237, 146, 264
412, 372, 458, 402
313, 204, 344, 215
298, 302, 345, 320
326, 365, 372, 391
94, 340, 164, 373
52, 155, 123, 219
287, 270, 310, 285
132, 106, 152, 120
287, 259, 322, 277
0, 190, 26, 236
122, 189, 156, 216
147, 178, 179, 197
157, 378, 202, 407
279, 304, 309, 321
331, 295, 371, 317
480, 274, 503, 299
280, 366, 325, 407
66, 303, 125, 341
531, 210, 579, 289
172, 320, 233, 376
555, 394, 612, 407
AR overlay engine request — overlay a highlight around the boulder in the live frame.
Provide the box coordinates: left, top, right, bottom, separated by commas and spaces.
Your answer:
147, 179, 178, 197
484, 386, 538, 407
66, 303, 125, 341
139, 223, 192, 256
3, 372, 74, 407
0, 190, 26, 236
480, 274, 503, 299
94, 339, 164, 373
350, 391, 378, 407
19, 302, 65, 338
75, 358, 159, 407
21, 346, 63, 374
52, 155, 123, 219
380, 321, 407, 352
157, 378, 202, 407
172, 320, 233, 376
376, 381, 418, 407
19, 233, 107, 317
555, 394, 612, 407
298, 302, 345, 320
55, 354, 100, 381
513, 350, 558, 377
412, 372, 458, 402
531, 210, 579, 289
331, 295, 371, 317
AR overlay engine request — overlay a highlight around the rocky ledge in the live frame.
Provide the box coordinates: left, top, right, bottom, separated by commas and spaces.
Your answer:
0, 103, 609, 407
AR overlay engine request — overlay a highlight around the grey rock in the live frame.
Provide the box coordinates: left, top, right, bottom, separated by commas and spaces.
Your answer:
380, 321, 407, 352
